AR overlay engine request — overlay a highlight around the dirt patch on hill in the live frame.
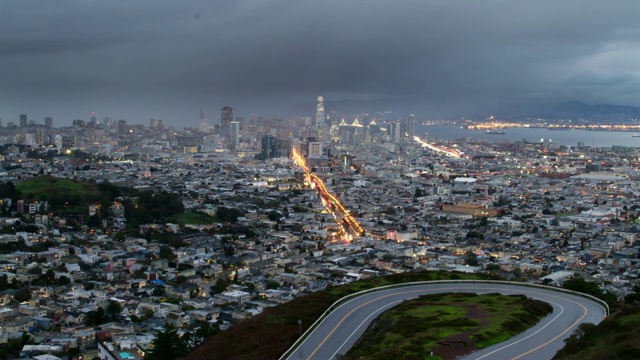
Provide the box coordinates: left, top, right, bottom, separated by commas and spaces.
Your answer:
431, 303, 492, 359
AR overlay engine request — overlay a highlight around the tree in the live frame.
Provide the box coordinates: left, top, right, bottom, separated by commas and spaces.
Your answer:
159, 246, 177, 261
68, 347, 81, 359
624, 284, 640, 304
106, 300, 122, 320
210, 278, 229, 295
464, 252, 478, 266
144, 325, 190, 360
266, 280, 280, 290
152, 285, 166, 297
86, 307, 107, 326
486, 264, 500, 274
14, 286, 31, 302
0, 275, 8, 291
193, 322, 220, 345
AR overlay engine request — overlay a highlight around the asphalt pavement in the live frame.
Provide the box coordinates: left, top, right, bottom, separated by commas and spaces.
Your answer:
283, 282, 607, 360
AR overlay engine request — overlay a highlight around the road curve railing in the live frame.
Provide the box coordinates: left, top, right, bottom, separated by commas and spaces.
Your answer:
279, 280, 609, 360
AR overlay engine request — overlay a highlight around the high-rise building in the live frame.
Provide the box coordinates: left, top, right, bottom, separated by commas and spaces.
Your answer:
221, 106, 233, 127
274, 138, 291, 158
150, 118, 160, 128
316, 96, 325, 126
228, 121, 240, 150
199, 108, 209, 133
117, 120, 128, 134
308, 141, 323, 158
19, 114, 27, 127
44, 117, 53, 128
35, 128, 46, 145
261, 134, 276, 160
408, 114, 415, 139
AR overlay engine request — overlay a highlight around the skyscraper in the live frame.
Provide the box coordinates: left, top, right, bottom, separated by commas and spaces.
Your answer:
19, 114, 27, 127
45, 117, 53, 128
221, 106, 233, 127
228, 121, 240, 150
316, 96, 325, 125
261, 134, 276, 160
408, 114, 415, 139
199, 108, 209, 133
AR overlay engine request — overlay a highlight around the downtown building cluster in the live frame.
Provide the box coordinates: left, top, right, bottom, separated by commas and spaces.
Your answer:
0, 101, 639, 359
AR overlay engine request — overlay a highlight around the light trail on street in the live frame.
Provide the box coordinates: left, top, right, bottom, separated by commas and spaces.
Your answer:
414, 135, 462, 158
292, 147, 365, 240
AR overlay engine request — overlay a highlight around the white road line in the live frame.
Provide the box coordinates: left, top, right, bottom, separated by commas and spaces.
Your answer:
472, 301, 564, 360
330, 299, 404, 360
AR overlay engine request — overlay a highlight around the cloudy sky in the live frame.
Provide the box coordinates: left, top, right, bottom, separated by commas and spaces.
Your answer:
1, 0, 639, 127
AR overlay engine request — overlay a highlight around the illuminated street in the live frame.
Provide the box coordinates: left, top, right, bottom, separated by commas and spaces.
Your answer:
292, 147, 365, 241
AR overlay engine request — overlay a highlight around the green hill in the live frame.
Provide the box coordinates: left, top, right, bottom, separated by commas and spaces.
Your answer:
16, 176, 99, 210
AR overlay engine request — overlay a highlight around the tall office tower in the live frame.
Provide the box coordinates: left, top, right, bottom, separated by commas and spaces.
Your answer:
316, 96, 325, 126
0, 117, 3, 127
199, 108, 209, 133
261, 134, 276, 160
228, 121, 240, 150
19, 114, 27, 127
408, 114, 415, 139
221, 106, 233, 127
117, 120, 128, 134
44, 117, 53, 128
103, 117, 112, 128
90, 112, 97, 126
274, 137, 292, 158
150, 118, 160, 128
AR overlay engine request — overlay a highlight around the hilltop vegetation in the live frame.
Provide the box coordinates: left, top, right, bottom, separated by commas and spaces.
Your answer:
554, 304, 640, 360
344, 292, 552, 360
3, 176, 186, 228
186, 271, 498, 360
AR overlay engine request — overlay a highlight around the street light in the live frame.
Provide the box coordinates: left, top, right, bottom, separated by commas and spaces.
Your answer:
297, 319, 302, 336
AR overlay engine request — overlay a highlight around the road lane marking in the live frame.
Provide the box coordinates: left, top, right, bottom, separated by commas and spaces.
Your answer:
472, 301, 564, 360
511, 296, 589, 359
299, 285, 596, 360
305, 289, 441, 359
330, 300, 404, 360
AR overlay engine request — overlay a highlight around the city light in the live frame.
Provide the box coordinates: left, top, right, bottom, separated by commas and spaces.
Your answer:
292, 147, 365, 241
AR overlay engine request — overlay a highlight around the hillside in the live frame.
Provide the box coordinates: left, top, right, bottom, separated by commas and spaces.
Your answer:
15, 176, 99, 211
554, 304, 640, 360
186, 271, 497, 360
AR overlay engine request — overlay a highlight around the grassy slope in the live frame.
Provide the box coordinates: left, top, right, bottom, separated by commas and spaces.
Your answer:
554, 304, 640, 360
16, 175, 97, 200
185, 271, 498, 360
343, 293, 552, 360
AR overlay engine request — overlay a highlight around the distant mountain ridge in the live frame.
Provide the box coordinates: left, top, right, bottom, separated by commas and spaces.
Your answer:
507, 101, 640, 122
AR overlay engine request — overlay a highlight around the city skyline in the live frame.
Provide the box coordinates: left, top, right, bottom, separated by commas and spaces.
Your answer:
1, 1, 640, 126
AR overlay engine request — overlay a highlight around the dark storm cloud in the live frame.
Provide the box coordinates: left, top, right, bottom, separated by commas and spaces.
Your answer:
1, 0, 639, 125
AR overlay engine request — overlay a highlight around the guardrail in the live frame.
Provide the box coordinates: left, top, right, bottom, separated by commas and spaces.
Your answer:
279, 280, 609, 359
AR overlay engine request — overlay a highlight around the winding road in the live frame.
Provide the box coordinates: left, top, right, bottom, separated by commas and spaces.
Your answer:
283, 282, 607, 360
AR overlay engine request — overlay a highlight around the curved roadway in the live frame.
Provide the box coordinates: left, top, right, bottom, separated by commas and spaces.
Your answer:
284, 282, 607, 360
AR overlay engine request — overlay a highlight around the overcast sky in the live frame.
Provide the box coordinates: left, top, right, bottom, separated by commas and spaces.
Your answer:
1, 0, 639, 127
